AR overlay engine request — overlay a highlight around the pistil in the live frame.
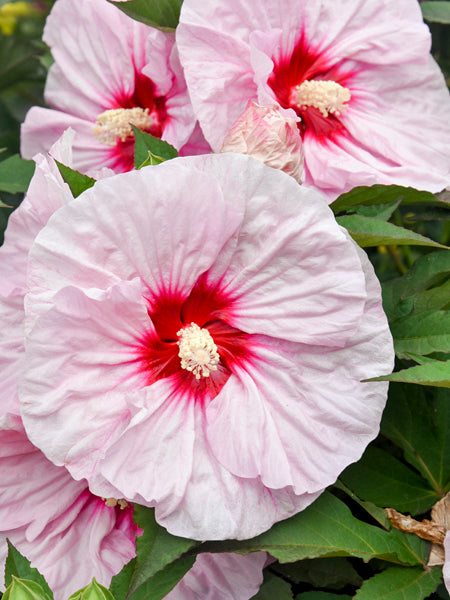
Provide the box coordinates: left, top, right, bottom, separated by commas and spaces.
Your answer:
103, 497, 129, 510
93, 107, 154, 145
177, 322, 220, 379
293, 80, 351, 117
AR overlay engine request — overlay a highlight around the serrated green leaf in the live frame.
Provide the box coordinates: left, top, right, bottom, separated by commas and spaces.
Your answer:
132, 127, 178, 169
5, 542, 53, 599
127, 556, 195, 600
391, 310, 450, 358
353, 566, 441, 600
337, 215, 447, 248
109, 559, 135, 600
340, 446, 439, 515
367, 360, 450, 388
382, 251, 450, 320
249, 573, 293, 600
128, 506, 199, 597
0, 154, 35, 193
381, 383, 450, 496
331, 185, 444, 214
200, 492, 423, 566
421, 1, 450, 23
108, 0, 183, 31
55, 161, 96, 198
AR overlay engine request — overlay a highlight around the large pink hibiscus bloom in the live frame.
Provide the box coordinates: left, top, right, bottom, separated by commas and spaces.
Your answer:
18, 153, 394, 540
20, 0, 197, 174
176, 0, 450, 198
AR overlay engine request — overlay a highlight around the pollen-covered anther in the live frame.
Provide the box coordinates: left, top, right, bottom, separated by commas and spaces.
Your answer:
293, 80, 351, 117
93, 107, 154, 145
177, 322, 220, 379
102, 497, 129, 510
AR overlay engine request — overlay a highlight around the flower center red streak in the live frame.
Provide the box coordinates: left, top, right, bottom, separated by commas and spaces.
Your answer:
268, 33, 355, 143
136, 274, 253, 405
107, 68, 168, 172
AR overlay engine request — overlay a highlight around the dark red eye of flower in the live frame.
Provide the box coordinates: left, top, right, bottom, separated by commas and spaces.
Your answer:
135, 275, 253, 405
268, 33, 356, 142
93, 68, 168, 171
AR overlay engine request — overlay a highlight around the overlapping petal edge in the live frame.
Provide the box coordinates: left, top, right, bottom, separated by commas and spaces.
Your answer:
18, 153, 394, 540
176, 0, 450, 198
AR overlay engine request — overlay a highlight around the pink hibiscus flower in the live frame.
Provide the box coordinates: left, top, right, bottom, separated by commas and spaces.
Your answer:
0, 414, 137, 600
444, 532, 450, 594
176, 0, 450, 198
20, 0, 197, 174
17, 153, 394, 540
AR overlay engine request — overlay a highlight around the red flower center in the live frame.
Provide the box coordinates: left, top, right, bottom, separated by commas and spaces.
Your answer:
134, 274, 253, 406
97, 68, 169, 172
268, 33, 356, 143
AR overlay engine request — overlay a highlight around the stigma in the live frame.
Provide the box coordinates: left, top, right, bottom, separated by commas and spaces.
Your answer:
177, 322, 220, 379
93, 107, 154, 145
293, 80, 351, 117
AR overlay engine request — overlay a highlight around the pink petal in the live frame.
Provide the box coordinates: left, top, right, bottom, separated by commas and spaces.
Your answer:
166, 552, 267, 600
0, 415, 136, 600
444, 531, 450, 593
206, 241, 393, 493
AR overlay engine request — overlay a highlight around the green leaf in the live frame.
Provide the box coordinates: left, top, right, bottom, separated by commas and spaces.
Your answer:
200, 492, 423, 566
391, 310, 450, 358
340, 446, 439, 515
353, 566, 441, 600
273, 557, 362, 589
367, 360, 450, 388
249, 573, 293, 600
382, 251, 450, 320
296, 593, 351, 600
381, 383, 450, 496
109, 559, 136, 600
0, 36, 45, 90
331, 185, 445, 214
128, 505, 199, 596
336, 215, 447, 249
3, 577, 51, 600
5, 542, 53, 599
55, 162, 96, 198
127, 556, 195, 600
132, 127, 178, 169
413, 282, 450, 313
421, 1, 450, 23
108, 0, 183, 31
0, 154, 35, 193
351, 199, 402, 221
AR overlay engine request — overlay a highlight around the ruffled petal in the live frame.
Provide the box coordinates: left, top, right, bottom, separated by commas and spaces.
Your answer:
206, 241, 393, 494
25, 163, 243, 327
166, 552, 267, 600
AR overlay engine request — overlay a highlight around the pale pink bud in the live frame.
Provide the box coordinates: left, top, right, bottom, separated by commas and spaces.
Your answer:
220, 101, 303, 182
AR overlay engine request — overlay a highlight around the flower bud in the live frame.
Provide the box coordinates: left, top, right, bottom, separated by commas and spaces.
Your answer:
220, 101, 303, 182
68, 579, 115, 600
3, 577, 50, 600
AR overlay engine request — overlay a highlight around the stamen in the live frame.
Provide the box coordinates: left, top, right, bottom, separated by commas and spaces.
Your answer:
293, 80, 351, 117
93, 107, 154, 145
177, 322, 220, 380
102, 497, 129, 510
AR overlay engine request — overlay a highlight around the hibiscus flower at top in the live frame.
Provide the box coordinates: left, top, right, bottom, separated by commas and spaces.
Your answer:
20, 0, 197, 174
18, 153, 394, 541
176, 0, 450, 198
